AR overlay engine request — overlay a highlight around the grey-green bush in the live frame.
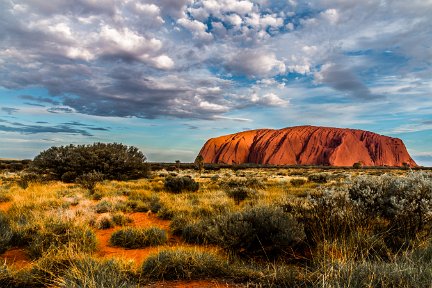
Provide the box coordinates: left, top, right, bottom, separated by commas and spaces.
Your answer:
205, 206, 304, 257
164, 176, 199, 193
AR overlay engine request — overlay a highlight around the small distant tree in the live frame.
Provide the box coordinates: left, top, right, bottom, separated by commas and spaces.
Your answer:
194, 155, 204, 173
353, 162, 363, 169
175, 160, 181, 170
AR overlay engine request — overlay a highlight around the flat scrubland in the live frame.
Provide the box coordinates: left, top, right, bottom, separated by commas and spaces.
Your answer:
1, 167, 432, 287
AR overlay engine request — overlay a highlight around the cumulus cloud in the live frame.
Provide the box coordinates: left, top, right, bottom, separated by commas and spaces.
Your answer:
225, 50, 286, 77
0, 0, 431, 123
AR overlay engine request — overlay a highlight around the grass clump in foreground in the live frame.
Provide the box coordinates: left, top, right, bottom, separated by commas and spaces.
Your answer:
142, 248, 228, 280
27, 218, 97, 259
109, 227, 167, 249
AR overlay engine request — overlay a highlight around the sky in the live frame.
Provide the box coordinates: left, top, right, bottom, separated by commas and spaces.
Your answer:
0, 0, 431, 166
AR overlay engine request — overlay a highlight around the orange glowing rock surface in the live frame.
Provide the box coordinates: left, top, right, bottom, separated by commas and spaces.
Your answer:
198, 126, 417, 167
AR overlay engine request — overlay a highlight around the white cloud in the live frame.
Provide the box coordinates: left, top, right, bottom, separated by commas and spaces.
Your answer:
226, 50, 286, 77
177, 18, 213, 41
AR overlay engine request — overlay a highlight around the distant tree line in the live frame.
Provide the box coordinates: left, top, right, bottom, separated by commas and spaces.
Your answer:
30, 143, 149, 182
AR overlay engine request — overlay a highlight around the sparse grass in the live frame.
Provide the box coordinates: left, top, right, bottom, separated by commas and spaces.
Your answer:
109, 227, 167, 248
142, 248, 229, 280
1, 168, 431, 287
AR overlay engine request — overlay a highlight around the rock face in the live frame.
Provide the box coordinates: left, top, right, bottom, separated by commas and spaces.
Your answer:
198, 126, 417, 167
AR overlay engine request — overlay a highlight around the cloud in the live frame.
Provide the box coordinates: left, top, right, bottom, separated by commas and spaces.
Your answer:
314, 63, 375, 100
225, 50, 286, 77
1, 107, 19, 115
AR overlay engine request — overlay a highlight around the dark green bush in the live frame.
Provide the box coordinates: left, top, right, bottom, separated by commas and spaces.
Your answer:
0, 212, 13, 253
77, 171, 104, 193
30, 142, 149, 182
109, 227, 167, 249
215, 206, 305, 256
164, 176, 199, 193
307, 173, 328, 183
142, 248, 228, 280
226, 187, 257, 205
97, 216, 115, 230
290, 178, 307, 187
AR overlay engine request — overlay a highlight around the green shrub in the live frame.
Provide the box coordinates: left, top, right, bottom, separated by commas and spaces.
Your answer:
111, 213, 133, 226
348, 172, 432, 248
109, 227, 167, 249
142, 248, 228, 280
77, 171, 104, 193
97, 216, 115, 230
30, 142, 149, 181
226, 187, 256, 205
210, 206, 305, 257
307, 173, 328, 183
164, 176, 199, 193
290, 178, 307, 187
0, 212, 13, 253
95, 200, 113, 213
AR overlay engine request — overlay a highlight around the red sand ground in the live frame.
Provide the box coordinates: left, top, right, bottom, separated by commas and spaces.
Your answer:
94, 212, 174, 267
0, 208, 239, 286
0, 248, 32, 269
0, 201, 12, 212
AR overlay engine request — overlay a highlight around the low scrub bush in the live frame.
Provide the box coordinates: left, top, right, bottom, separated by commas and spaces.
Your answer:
142, 248, 228, 280
109, 227, 167, 249
164, 176, 199, 193
95, 200, 113, 213
207, 206, 305, 257
290, 178, 307, 187
97, 216, 115, 230
226, 187, 257, 205
348, 172, 432, 248
308, 173, 328, 183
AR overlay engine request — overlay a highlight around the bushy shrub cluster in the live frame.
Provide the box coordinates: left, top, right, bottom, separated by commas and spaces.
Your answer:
349, 172, 432, 245
226, 187, 257, 205
164, 176, 199, 193
109, 227, 167, 248
30, 143, 149, 182
175, 206, 305, 257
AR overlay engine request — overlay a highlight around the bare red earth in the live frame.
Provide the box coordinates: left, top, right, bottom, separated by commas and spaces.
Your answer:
95, 212, 175, 268
199, 125, 417, 167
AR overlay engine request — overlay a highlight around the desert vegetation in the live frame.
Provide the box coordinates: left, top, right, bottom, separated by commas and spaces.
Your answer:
0, 146, 431, 287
